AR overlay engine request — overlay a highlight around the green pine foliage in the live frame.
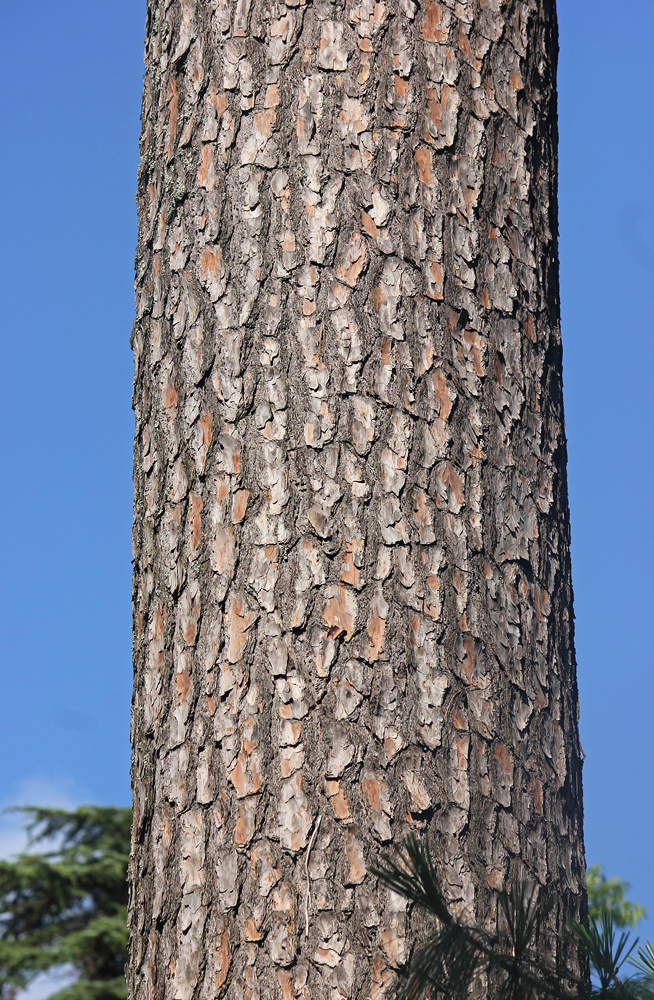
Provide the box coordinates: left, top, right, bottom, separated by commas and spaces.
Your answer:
1, 804, 651, 1000
371, 835, 654, 1000
0, 806, 130, 1000
586, 866, 647, 929
630, 943, 654, 981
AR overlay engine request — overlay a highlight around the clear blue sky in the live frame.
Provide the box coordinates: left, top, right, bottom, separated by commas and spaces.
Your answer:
0, 0, 652, 943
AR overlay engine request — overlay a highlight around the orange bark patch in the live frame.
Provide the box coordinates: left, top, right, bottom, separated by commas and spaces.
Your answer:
463, 327, 485, 376
454, 733, 468, 770
219, 434, 241, 475
152, 603, 165, 639
372, 285, 386, 310
487, 870, 505, 890
339, 97, 367, 132
414, 146, 437, 186
534, 585, 551, 621
176, 669, 191, 704
199, 410, 212, 444
458, 29, 472, 60
336, 232, 367, 287
244, 916, 260, 941
361, 209, 379, 239
340, 542, 361, 588
427, 256, 444, 299
199, 240, 226, 297
207, 88, 227, 114
282, 720, 302, 745
393, 74, 409, 99
383, 732, 404, 760
331, 281, 349, 306
265, 84, 280, 108
413, 490, 432, 536
211, 524, 236, 575
215, 930, 230, 990
234, 797, 257, 846
326, 780, 351, 820
532, 778, 543, 814
225, 594, 256, 663
409, 613, 421, 647
430, 259, 443, 284
182, 622, 197, 647
229, 750, 263, 798
162, 383, 178, 413
422, 0, 447, 42
280, 755, 293, 777
315, 946, 341, 966
345, 830, 366, 883
323, 586, 356, 641
189, 493, 202, 559
370, 952, 394, 1000
280, 746, 303, 778
231, 489, 250, 524
200, 246, 221, 277
180, 587, 200, 647
276, 970, 294, 1000
430, 369, 454, 418
439, 461, 465, 507
381, 922, 405, 967
524, 313, 536, 342
366, 606, 386, 662
452, 568, 465, 598
304, 424, 316, 448
332, 787, 351, 820
452, 706, 467, 730
254, 110, 276, 138
270, 15, 291, 37
361, 774, 383, 812
494, 743, 514, 778
197, 145, 217, 191
461, 635, 476, 684
426, 83, 453, 131
165, 79, 179, 160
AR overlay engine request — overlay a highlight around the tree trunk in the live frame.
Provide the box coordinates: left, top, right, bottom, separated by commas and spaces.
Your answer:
129, 0, 585, 996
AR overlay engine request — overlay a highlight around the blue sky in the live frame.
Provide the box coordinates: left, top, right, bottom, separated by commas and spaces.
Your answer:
0, 0, 652, 953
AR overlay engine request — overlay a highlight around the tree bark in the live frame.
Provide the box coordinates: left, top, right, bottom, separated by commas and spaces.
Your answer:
129, 0, 585, 997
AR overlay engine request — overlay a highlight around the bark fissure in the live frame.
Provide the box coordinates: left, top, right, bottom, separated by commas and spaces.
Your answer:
130, 0, 585, 997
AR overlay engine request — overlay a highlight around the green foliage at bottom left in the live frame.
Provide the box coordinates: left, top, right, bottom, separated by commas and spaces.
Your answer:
0, 806, 131, 1000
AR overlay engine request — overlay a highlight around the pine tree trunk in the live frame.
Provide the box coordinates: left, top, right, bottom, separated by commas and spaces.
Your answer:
129, 0, 585, 996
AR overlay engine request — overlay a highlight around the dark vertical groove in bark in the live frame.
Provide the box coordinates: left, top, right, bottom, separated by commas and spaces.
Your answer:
129, 0, 585, 996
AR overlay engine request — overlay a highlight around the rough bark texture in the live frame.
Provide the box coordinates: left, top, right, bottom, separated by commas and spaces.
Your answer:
129, 0, 585, 996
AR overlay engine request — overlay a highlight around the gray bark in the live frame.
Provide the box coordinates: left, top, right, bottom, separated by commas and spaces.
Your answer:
129, 0, 585, 996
